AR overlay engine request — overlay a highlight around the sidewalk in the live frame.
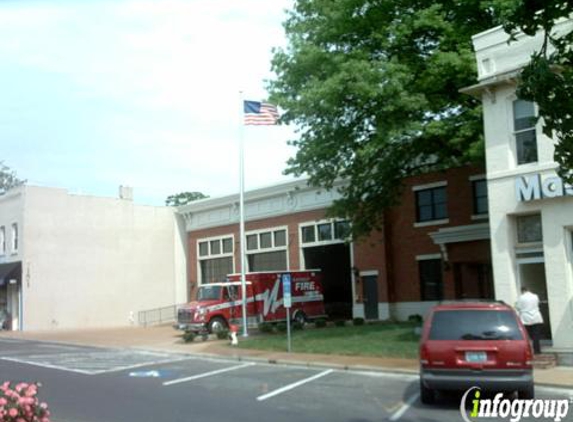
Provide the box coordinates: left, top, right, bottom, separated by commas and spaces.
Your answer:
1, 325, 571, 390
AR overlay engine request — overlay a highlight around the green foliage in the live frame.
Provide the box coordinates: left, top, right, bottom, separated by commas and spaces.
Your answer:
276, 322, 288, 332
491, 0, 573, 184
183, 331, 196, 343
269, 0, 498, 237
216, 329, 229, 340
407, 314, 423, 323
0, 161, 25, 195
292, 321, 305, 331
258, 322, 275, 333
334, 320, 346, 327
353, 317, 365, 326
314, 318, 327, 328
165, 191, 208, 207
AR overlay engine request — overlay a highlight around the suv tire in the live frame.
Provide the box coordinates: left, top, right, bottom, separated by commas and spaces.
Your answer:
518, 384, 534, 400
420, 379, 435, 404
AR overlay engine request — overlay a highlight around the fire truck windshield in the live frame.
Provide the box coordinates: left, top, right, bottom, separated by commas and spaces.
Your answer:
197, 285, 221, 301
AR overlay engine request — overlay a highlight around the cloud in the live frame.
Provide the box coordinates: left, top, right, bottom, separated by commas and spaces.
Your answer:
0, 0, 297, 205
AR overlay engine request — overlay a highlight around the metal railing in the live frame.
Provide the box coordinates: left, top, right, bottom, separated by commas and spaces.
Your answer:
138, 304, 185, 327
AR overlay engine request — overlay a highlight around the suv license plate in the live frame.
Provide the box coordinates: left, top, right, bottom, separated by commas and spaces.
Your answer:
465, 351, 487, 363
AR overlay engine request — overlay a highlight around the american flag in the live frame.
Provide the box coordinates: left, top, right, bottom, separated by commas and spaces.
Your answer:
243, 100, 279, 125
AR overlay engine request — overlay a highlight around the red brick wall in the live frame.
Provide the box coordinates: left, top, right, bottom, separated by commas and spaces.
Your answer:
384, 165, 487, 302
186, 165, 490, 307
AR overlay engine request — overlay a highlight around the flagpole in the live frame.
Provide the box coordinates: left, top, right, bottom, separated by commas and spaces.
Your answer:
239, 91, 248, 337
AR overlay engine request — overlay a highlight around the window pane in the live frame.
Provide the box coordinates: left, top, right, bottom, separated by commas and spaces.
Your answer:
301, 226, 315, 243
248, 251, 287, 272
260, 232, 272, 249
433, 187, 447, 204
335, 221, 350, 240
473, 180, 488, 215
513, 99, 535, 131
222, 238, 233, 254
200, 257, 233, 284
246, 234, 258, 251
517, 214, 542, 243
419, 259, 443, 301
418, 205, 433, 222
274, 230, 286, 247
416, 190, 432, 206
433, 203, 447, 220
318, 223, 332, 241
210, 240, 221, 255
199, 242, 208, 257
516, 130, 538, 164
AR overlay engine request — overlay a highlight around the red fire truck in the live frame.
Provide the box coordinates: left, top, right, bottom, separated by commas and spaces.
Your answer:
176, 270, 326, 333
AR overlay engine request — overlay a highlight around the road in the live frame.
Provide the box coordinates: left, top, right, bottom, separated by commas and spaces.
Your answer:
0, 338, 571, 422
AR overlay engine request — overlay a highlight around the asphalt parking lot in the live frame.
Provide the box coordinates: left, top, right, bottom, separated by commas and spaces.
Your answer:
1, 337, 572, 422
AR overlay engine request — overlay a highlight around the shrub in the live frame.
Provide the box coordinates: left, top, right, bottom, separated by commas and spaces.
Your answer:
407, 314, 423, 323
276, 322, 288, 332
0, 381, 51, 422
353, 317, 365, 326
314, 318, 327, 328
183, 331, 196, 343
292, 321, 304, 331
334, 320, 346, 327
216, 329, 229, 340
258, 322, 274, 333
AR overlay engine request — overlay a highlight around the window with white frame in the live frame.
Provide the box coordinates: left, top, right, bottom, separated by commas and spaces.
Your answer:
513, 99, 538, 165
197, 236, 234, 284
415, 185, 447, 223
246, 227, 288, 272
0, 227, 5, 255
516, 214, 542, 244
11, 223, 18, 253
472, 179, 488, 216
300, 220, 350, 245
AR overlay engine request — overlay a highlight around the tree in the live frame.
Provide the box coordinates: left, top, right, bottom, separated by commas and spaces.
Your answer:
492, 0, 573, 184
165, 191, 208, 207
0, 161, 25, 194
269, 0, 497, 237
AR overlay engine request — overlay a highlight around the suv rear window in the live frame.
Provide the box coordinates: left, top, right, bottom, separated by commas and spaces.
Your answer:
429, 310, 523, 340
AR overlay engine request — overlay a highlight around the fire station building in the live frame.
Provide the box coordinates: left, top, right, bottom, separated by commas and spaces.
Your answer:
178, 165, 492, 322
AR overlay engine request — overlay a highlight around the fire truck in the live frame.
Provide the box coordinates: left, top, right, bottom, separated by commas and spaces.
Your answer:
176, 270, 326, 333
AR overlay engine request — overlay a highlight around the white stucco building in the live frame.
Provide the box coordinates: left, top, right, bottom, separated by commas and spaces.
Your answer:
0, 185, 187, 331
464, 19, 573, 360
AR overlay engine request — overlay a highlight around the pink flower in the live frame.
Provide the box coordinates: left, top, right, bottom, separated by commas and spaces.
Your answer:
9, 407, 19, 417
0, 397, 7, 405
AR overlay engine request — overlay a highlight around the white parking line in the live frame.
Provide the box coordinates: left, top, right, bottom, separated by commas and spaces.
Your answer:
388, 394, 419, 421
256, 369, 334, 401
163, 362, 255, 386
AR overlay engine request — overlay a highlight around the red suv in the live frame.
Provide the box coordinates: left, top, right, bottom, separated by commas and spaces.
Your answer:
419, 302, 534, 404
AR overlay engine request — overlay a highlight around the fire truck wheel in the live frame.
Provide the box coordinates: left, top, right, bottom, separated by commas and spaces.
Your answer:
208, 317, 228, 334
293, 311, 307, 326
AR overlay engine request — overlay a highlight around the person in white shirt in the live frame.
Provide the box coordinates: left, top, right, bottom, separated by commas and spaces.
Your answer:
515, 287, 544, 354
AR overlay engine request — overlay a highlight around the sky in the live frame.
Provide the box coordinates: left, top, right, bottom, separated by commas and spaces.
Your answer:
0, 0, 298, 205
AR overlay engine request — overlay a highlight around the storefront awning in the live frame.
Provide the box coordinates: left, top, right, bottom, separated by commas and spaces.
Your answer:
0, 262, 21, 286
429, 223, 490, 246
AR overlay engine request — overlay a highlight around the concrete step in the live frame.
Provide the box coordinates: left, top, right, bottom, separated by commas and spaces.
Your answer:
532, 353, 558, 369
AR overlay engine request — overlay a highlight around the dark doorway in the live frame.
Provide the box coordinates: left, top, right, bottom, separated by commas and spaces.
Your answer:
362, 275, 379, 320
303, 244, 352, 319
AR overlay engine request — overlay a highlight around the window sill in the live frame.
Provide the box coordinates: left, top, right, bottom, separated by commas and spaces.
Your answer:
471, 214, 489, 221
414, 219, 449, 228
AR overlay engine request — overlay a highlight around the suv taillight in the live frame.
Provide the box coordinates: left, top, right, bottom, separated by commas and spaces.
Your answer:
420, 344, 429, 366
525, 343, 533, 367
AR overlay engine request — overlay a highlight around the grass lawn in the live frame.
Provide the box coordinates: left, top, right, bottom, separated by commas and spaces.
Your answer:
237, 322, 420, 359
